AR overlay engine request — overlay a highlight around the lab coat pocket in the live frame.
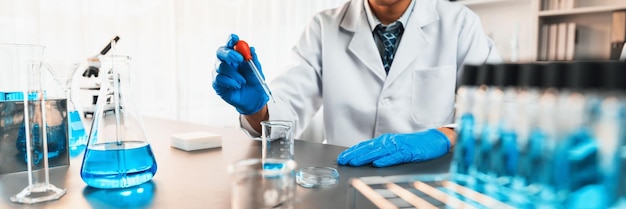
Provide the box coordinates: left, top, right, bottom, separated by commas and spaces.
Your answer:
410, 66, 456, 125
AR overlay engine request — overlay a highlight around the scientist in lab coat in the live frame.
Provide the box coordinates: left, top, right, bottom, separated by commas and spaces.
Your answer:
213, 0, 501, 167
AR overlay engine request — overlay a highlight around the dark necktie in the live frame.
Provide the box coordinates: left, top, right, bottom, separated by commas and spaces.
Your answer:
375, 24, 404, 74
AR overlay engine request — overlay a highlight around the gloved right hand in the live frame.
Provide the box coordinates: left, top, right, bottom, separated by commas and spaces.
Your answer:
213, 34, 269, 115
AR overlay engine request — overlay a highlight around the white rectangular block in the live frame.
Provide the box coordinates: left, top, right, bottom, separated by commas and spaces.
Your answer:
170, 132, 222, 151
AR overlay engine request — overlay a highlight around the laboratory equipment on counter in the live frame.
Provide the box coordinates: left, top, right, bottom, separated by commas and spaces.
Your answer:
1, 94, 70, 175
492, 64, 520, 181
0, 43, 67, 204
347, 174, 516, 209
469, 63, 496, 194
82, 181, 156, 208
233, 40, 275, 103
449, 61, 625, 208
261, 120, 294, 163
450, 65, 478, 184
229, 158, 296, 209
296, 167, 339, 188
15, 95, 68, 164
510, 63, 543, 199
600, 62, 626, 207
46, 61, 88, 156
80, 55, 157, 189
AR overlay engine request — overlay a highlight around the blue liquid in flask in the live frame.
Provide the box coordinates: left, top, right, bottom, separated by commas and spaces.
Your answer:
81, 141, 157, 189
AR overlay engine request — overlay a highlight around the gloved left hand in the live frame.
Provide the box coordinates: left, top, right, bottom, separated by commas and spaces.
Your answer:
337, 129, 451, 167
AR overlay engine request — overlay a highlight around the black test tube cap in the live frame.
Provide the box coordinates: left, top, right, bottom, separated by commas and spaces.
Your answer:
461, 65, 479, 86
518, 63, 543, 88
602, 61, 626, 91
567, 61, 601, 90
494, 63, 520, 88
477, 64, 496, 86
542, 62, 566, 89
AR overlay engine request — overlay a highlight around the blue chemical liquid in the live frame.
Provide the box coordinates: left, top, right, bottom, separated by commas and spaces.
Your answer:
451, 114, 475, 183
16, 123, 67, 164
68, 110, 87, 147
500, 130, 518, 177
519, 129, 545, 185
474, 125, 494, 183
68, 110, 87, 158
81, 141, 157, 189
263, 162, 284, 170
83, 181, 155, 208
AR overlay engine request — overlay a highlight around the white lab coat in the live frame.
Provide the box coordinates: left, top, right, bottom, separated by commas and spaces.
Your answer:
258, 0, 501, 147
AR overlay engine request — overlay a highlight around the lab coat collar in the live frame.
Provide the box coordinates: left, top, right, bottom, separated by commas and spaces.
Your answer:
341, 0, 439, 82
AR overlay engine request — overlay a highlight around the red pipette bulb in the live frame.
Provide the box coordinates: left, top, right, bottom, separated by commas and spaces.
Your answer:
234, 40, 253, 61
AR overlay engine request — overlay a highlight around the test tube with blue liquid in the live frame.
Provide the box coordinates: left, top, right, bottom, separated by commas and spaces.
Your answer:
591, 62, 625, 208
492, 64, 521, 183
601, 62, 626, 208
471, 64, 502, 196
450, 65, 479, 185
510, 64, 544, 200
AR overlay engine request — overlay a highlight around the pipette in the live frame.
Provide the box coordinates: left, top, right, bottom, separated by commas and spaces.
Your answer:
234, 40, 275, 103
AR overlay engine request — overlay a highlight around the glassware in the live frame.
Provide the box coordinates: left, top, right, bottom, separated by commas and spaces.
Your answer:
80, 55, 157, 189
261, 120, 294, 164
83, 181, 155, 208
229, 158, 296, 209
15, 96, 68, 163
296, 166, 339, 188
450, 65, 479, 185
46, 61, 88, 156
0, 43, 66, 204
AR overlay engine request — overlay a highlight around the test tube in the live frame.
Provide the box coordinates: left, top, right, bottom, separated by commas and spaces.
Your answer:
450, 64, 479, 184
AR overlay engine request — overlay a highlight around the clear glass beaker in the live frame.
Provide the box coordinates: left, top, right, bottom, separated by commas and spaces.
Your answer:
80, 55, 157, 189
0, 43, 67, 204
261, 120, 294, 163
229, 158, 297, 209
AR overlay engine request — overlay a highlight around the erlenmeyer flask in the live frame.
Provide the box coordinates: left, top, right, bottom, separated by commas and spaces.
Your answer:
80, 55, 157, 189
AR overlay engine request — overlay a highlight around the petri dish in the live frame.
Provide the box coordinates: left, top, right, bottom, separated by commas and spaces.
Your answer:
296, 167, 339, 188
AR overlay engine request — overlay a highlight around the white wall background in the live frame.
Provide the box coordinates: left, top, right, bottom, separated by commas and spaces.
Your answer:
0, 0, 347, 127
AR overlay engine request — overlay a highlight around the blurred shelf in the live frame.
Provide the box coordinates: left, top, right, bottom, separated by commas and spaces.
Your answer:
454, 0, 528, 6
539, 4, 626, 17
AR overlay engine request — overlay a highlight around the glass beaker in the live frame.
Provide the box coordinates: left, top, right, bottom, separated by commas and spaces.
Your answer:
45, 61, 88, 156
0, 43, 67, 204
80, 55, 157, 189
229, 158, 297, 209
261, 120, 294, 163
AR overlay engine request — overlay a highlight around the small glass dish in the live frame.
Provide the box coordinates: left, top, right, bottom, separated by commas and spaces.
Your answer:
296, 166, 339, 188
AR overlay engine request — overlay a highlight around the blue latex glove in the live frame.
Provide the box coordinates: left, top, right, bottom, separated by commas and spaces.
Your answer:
213, 34, 269, 115
337, 129, 451, 167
